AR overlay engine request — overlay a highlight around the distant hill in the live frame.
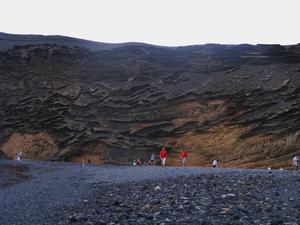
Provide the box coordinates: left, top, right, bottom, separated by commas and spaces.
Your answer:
0, 32, 157, 51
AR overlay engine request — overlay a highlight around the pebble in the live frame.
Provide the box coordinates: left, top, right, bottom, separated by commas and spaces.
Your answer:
154, 186, 162, 190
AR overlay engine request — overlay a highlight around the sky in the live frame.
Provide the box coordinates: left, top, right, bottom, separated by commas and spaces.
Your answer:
1, 0, 299, 46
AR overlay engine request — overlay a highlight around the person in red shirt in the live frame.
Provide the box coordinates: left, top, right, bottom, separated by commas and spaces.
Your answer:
159, 147, 167, 167
180, 150, 187, 167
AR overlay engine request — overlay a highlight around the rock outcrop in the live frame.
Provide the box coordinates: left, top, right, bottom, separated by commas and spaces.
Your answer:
1, 33, 300, 167
0, 150, 8, 159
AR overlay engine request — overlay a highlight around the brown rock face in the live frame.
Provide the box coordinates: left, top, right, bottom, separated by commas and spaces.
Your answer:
1, 33, 300, 167
2, 133, 58, 160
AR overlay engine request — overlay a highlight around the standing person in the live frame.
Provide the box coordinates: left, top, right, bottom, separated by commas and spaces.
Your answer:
137, 159, 141, 165
212, 159, 218, 168
19, 151, 23, 160
82, 154, 86, 167
150, 153, 156, 166
180, 149, 187, 167
268, 166, 272, 173
133, 160, 137, 166
292, 155, 299, 170
160, 147, 167, 167
16, 152, 20, 161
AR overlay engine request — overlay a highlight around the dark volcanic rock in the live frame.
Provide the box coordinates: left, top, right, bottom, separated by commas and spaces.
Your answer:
59, 171, 300, 225
0, 150, 8, 159
0, 33, 300, 167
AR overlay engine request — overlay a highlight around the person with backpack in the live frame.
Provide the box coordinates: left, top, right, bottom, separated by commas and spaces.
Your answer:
180, 149, 187, 167
160, 147, 167, 167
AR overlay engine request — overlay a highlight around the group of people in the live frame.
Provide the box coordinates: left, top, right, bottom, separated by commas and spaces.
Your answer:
159, 147, 188, 167
158, 147, 217, 167
132, 159, 151, 166
132, 147, 188, 167
143, 147, 212, 167
14, 146, 299, 171
132, 147, 218, 168
156, 148, 299, 170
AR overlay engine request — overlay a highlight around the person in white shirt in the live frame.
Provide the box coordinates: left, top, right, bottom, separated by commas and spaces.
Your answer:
212, 159, 218, 168
292, 156, 299, 170
132, 160, 137, 166
16, 152, 20, 161
16, 151, 23, 161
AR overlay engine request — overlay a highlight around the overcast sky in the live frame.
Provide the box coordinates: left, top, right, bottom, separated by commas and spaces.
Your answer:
1, 0, 299, 46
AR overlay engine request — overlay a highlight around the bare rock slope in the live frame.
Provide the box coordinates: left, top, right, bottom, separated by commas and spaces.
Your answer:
1, 33, 300, 167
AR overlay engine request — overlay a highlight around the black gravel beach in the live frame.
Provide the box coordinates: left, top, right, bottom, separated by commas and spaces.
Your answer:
0, 160, 299, 225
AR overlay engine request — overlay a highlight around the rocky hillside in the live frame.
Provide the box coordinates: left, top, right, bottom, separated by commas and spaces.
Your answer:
1, 33, 300, 168
0, 32, 153, 51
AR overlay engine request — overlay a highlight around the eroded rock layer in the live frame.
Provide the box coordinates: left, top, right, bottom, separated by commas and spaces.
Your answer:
1, 34, 300, 167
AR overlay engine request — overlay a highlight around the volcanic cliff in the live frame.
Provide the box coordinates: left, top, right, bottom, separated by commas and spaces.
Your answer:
1, 32, 300, 168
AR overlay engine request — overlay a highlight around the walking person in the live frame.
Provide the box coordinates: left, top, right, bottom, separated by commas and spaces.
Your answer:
292, 155, 299, 170
180, 149, 187, 167
160, 147, 167, 167
150, 153, 156, 166
82, 154, 86, 167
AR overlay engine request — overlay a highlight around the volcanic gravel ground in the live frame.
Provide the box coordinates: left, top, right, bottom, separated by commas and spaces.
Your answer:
62, 171, 300, 225
0, 163, 30, 188
0, 160, 300, 225
0, 160, 97, 225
